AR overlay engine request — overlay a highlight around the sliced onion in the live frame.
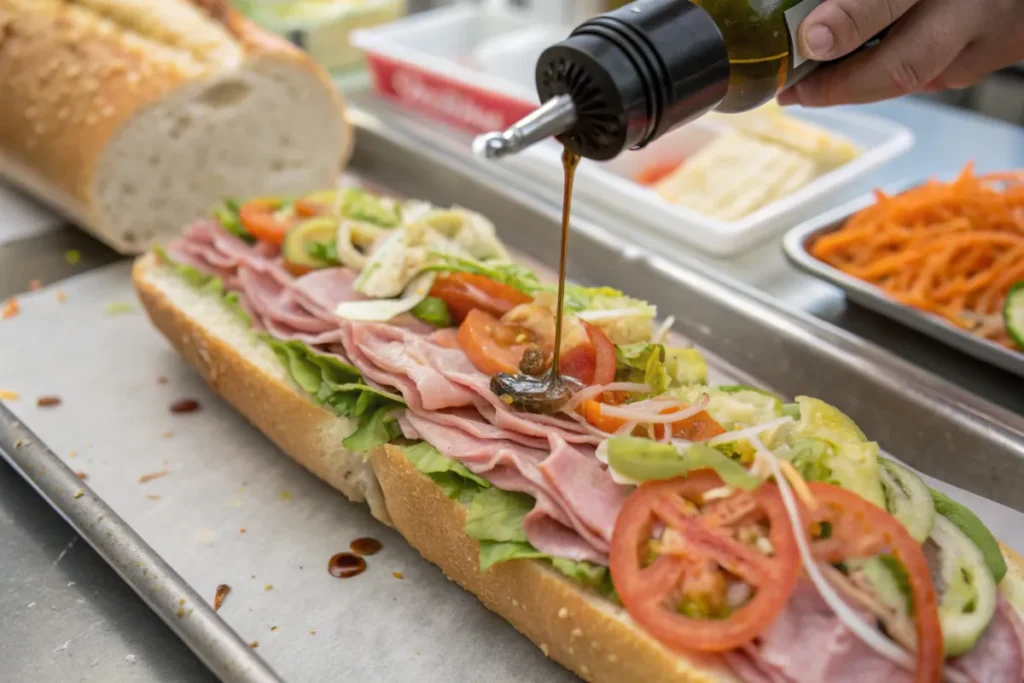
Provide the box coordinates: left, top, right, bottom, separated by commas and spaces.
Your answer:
577, 307, 654, 322
614, 420, 639, 436
335, 219, 368, 269
652, 316, 676, 344
335, 272, 436, 322
560, 382, 652, 414
598, 399, 707, 424
563, 409, 621, 440
705, 417, 794, 447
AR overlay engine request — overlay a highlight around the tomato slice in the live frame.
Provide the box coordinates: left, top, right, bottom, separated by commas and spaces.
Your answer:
586, 322, 617, 386
804, 482, 943, 683
239, 199, 295, 246
457, 309, 534, 376
294, 198, 327, 218
429, 272, 532, 324
581, 400, 726, 440
610, 471, 801, 652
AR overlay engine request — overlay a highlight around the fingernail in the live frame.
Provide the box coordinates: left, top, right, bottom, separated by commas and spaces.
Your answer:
805, 25, 834, 60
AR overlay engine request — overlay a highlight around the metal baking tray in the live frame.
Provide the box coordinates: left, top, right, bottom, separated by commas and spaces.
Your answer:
782, 187, 1024, 379
2, 104, 1024, 682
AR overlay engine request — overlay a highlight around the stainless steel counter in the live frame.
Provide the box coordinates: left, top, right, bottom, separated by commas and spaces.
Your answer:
1, 93, 1023, 682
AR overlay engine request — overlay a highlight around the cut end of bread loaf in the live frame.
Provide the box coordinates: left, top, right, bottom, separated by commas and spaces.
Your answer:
99, 57, 349, 253
370, 443, 741, 683
132, 254, 386, 521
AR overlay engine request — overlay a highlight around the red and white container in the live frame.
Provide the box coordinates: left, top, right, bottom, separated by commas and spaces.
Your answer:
350, 5, 563, 133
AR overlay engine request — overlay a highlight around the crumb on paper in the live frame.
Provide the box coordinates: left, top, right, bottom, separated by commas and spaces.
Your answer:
308, 629, 316, 635
161, 431, 173, 439
249, 641, 259, 649
75, 471, 88, 480
393, 571, 404, 580
2, 297, 20, 320
195, 529, 216, 544
250, 574, 255, 580
270, 626, 278, 632
227, 498, 242, 508
69, 449, 77, 458
64, 250, 80, 265
157, 376, 169, 384
73, 489, 84, 499
278, 490, 292, 501
239, 528, 246, 534
56, 290, 67, 303
125, 654, 137, 664
176, 607, 186, 618
146, 494, 161, 501
29, 279, 42, 291
264, 584, 272, 592
103, 302, 135, 315
138, 470, 169, 484
37, 395, 62, 408
0, 390, 18, 401
178, 598, 185, 606
213, 584, 230, 612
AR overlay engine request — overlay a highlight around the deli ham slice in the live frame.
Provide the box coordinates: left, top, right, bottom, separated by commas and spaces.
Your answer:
725, 582, 1024, 683
403, 411, 625, 564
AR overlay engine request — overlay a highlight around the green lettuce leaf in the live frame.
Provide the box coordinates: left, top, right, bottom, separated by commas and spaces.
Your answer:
402, 442, 490, 491
341, 188, 402, 227
423, 253, 544, 295
212, 198, 253, 243
343, 405, 402, 453
154, 246, 250, 325
410, 296, 452, 328
465, 487, 533, 543
615, 342, 708, 394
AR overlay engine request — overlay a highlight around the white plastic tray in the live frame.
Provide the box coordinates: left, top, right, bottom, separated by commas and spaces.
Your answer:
498, 108, 914, 256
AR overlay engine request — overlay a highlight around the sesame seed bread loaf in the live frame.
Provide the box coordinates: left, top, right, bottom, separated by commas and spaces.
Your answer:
0, 0, 351, 253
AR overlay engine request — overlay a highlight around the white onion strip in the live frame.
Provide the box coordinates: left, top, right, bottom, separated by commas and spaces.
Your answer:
561, 382, 651, 414
652, 316, 676, 345
705, 417, 794, 447
598, 396, 708, 424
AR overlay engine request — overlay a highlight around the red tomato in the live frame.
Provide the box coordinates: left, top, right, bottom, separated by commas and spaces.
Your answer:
610, 472, 801, 652
239, 199, 295, 246
805, 482, 943, 683
429, 272, 533, 324
585, 322, 617, 386
456, 309, 534, 376
294, 199, 327, 218
580, 401, 726, 440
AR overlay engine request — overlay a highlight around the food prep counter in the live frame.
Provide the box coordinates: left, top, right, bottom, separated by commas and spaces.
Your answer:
1, 91, 1022, 683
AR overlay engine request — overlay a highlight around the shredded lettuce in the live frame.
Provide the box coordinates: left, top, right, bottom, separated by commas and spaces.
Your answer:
615, 342, 708, 393
343, 405, 402, 453
410, 296, 452, 328
562, 285, 657, 345
212, 198, 253, 242
423, 252, 545, 295
401, 442, 490, 494
341, 188, 402, 227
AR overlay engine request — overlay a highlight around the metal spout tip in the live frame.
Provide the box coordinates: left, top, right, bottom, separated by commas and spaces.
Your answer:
472, 132, 509, 160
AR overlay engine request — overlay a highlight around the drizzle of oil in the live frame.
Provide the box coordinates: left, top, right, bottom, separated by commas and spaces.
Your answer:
328, 552, 367, 579
350, 537, 383, 556
490, 146, 584, 413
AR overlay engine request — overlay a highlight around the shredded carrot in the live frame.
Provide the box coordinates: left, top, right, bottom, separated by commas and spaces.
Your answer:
811, 164, 1024, 350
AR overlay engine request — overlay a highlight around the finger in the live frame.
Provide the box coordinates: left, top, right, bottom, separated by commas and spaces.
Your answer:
797, 0, 922, 62
787, 0, 980, 107
930, 31, 1024, 90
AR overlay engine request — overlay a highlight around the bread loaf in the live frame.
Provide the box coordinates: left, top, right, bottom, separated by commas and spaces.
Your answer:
0, 0, 352, 253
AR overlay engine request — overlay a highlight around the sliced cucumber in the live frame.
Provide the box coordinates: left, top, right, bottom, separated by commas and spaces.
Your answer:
282, 217, 338, 270
930, 488, 1006, 583
878, 458, 935, 543
1004, 281, 1024, 350
929, 515, 998, 656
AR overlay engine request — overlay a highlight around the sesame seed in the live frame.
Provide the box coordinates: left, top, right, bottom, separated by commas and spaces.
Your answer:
511, 599, 519, 607
568, 647, 574, 655
580, 665, 591, 677
571, 628, 582, 638
607, 654, 618, 663
558, 607, 568, 619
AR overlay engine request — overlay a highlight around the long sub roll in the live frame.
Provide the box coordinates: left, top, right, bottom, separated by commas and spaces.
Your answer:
134, 187, 1024, 683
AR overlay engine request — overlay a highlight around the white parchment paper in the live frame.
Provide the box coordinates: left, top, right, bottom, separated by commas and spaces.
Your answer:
2, 262, 1022, 683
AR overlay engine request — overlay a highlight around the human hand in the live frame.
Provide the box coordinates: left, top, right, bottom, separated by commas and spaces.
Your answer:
777, 0, 1024, 107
